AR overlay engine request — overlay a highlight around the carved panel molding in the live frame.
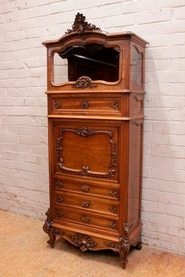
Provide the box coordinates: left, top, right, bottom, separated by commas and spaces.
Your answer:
57, 127, 117, 178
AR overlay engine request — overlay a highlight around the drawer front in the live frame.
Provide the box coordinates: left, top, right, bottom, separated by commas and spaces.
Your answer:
54, 177, 119, 200
49, 95, 121, 115
54, 207, 119, 232
54, 191, 119, 216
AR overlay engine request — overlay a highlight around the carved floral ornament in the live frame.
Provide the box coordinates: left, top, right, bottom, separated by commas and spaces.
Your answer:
66, 13, 101, 35
69, 233, 97, 251
73, 76, 97, 89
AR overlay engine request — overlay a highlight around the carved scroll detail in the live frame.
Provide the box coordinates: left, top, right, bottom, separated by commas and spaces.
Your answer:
109, 221, 117, 230
73, 76, 97, 89
56, 210, 63, 218
69, 233, 97, 251
120, 223, 130, 269
66, 13, 101, 35
109, 205, 118, 214
43, 208, 63, 248
109, 189, 118, 198
104, 223, 130, 269
56, 195, 63, 203
110, 101, 119, 110
54, 101, 62, 109
55, 180, 63, 189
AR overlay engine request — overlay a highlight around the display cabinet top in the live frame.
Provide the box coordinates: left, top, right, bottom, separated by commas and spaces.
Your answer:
43, 13, 148, 47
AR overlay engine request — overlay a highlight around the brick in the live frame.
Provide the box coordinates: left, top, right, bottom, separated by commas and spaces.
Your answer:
151, 145, 185, 158
160, 233, 179, 244
166, 193, 185, 207
148, 213, 183, 229
50, 0, 75, 14
166, 205, 184, 218
167, 182, 185, 194
142, 200, 166, 214
26, 6, 50, 19
167, 0, 185, 7
173, 6, 185, 20
136, 9, 172, 25
7, 106, 28, 116
170, 244, 181, 253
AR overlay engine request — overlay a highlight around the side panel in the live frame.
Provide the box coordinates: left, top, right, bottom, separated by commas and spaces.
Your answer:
127, 120, 143, 233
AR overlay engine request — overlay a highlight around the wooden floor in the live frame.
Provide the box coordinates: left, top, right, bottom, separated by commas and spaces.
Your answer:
0, 210, 185, 277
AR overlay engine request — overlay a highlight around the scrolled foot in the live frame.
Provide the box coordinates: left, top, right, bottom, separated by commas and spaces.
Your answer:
47, 235, 55, 248
121, 258, 128, 269
135, 241, 142, 250
119, 223, 130, 269
43, 208, 56, 248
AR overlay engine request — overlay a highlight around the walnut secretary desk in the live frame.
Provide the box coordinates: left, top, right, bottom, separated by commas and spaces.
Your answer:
43, 13, 148, 269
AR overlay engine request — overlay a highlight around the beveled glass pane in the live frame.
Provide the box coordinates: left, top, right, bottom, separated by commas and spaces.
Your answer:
131, 46, 142, 87
53, 43, 119, 85
54, 53, 68, 84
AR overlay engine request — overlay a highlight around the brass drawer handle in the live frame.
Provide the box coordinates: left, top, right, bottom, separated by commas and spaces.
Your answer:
81, 200, 90, 208
81, 215, 90, 223
81, 184, 90, 192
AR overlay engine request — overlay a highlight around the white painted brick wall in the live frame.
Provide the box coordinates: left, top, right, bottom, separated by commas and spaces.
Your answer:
0, 0, 185, 255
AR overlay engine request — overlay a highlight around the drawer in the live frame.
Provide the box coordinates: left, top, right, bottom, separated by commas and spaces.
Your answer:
54, 191, 119, 216
54, 177, 119, 200
49, 95, 121, 115
54, 207, 119, 232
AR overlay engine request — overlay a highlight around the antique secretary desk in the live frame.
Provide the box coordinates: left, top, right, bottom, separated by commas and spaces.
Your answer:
43, 13, 148, 269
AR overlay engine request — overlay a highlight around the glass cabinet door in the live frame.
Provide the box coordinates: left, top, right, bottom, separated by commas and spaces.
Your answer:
53, 43, 119, 85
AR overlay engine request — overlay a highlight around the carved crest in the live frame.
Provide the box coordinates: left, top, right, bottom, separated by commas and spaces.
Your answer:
66, 13, 101, 35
